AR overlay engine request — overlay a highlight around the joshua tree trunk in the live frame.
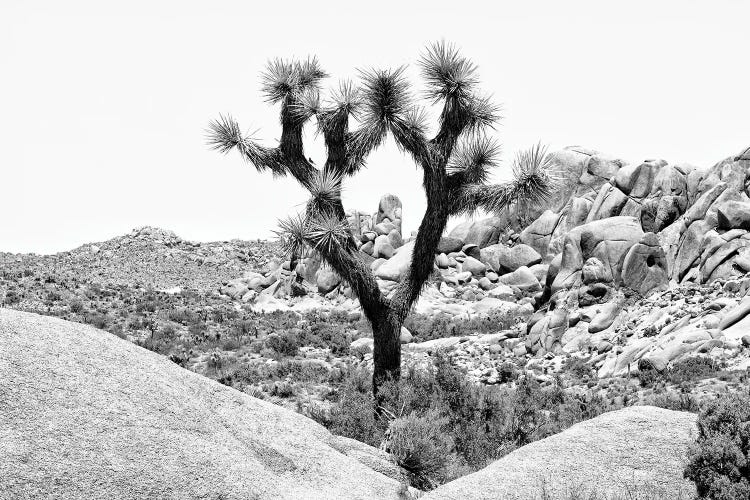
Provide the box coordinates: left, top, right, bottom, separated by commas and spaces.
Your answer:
371, 311, 403, 397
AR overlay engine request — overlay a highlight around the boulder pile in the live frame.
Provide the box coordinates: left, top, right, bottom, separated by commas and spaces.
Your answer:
219, 145, 750, 377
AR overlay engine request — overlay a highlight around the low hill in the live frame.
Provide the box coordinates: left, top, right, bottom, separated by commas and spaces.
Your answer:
424, 405, 697, 500
0, 226, 278, 292
0, 308, 406, 500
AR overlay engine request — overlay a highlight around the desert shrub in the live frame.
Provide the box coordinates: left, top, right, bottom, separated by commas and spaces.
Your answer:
318, 353, 614, 487
160, 323, 177, 340
669, 356, 723, 385
684, 393, 750, 499
270, 381, 295, 398
85, 312, 109, 329
266, 331, 301, 358
187, 321, 208, 339
328, 308, 350, 323
562, 356, 592, 381
639, 356, 723, 388
107, 323, 126, 338
230, 318, 257, 339
497, 361, 520, 383
405, 310, 519, 342
642, 392, 700, 413
168, 307, 200, 325
3, 289, 21, 305
276, 359, 331, 383
637, 365, 662, 388
221, 338, 239, 351
211, 306, 237, 324
465, 307, 518, 334
404, 313, 458, 341
387, 410, 453, 490
301, 318, 351, 355
324, 367, 385, 447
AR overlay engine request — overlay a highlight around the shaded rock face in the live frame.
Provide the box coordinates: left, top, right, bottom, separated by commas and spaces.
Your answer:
621, 233, 669, 295
552, 217, 644, 292
424, 406, 697, 500
518, 210, 563, 258
461, 217, 507, 248
526, 147, 626, 222
0, 309, 405, 500
436, 236, 463, 254
717, 200, 750, 230
316, 267, 341, 294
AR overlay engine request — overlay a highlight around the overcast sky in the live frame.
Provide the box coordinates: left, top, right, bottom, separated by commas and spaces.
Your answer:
2, 0, 749, 254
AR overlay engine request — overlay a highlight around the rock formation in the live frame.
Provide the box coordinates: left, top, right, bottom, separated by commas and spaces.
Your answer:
424, 406, 697, 500
0, 309, 408, 500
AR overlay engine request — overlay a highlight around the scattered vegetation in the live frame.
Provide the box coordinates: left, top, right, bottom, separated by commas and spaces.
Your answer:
684, 392, 750, 499
638, 356, 726, 389
404, 309, 519, 342
308, 352, 614, 489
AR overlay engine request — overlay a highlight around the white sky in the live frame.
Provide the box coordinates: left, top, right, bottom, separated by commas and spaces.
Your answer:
2, 0, 749, 254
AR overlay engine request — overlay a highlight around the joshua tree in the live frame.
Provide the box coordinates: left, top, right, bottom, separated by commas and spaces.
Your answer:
208, 42, 555, 397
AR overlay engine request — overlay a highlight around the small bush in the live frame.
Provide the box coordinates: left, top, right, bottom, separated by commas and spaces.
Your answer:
317, 353, 614, 488
684, 393, 750, 499
562, 356, 591, 381
639, 356, 722, 388
266, 331, 300, 358
168, 307, 200, 325
3, 289, 20, 305
669, 356, 722, 385
187, 321, 208, 339
85, 312, 109, 329
642, 392, 700, 413
276, 359, 331, 383
325, 367, 384, 447
387, 410, 453, 490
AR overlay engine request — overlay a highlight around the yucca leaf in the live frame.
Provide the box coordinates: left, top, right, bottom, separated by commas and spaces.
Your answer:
274, 213, 310, 259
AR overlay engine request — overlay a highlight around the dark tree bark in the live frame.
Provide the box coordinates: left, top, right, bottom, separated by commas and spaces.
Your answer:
371, 311, 402, 399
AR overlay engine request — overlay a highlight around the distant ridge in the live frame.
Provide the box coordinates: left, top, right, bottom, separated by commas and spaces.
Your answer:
0, 226, 278, 291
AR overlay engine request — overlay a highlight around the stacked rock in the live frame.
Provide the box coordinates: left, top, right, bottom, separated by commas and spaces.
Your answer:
360, 194, 404, 259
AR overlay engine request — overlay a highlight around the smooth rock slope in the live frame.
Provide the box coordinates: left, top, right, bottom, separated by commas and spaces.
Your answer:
0, 308, 405, 500
424, 406, 697, 500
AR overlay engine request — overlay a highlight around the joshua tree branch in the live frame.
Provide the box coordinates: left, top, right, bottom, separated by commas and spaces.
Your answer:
312, 239, 390, 320
391, 168, 450, 319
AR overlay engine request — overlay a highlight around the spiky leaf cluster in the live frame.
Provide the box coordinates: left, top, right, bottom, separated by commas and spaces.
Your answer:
261, 57, 327, 103
206, 114, 286, 175
449, 142, 555, 216
274, 213, 309, 259
447, 135, 501, 185
307, 170, 343, 217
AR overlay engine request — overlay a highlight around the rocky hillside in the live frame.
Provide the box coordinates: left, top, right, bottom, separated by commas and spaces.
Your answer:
0, 308, 409, 500
0, 226, 277, 292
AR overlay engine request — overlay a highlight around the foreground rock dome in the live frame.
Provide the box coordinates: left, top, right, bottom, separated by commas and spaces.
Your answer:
0, 308, 406, 500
